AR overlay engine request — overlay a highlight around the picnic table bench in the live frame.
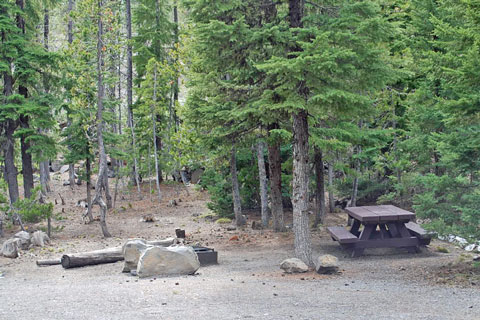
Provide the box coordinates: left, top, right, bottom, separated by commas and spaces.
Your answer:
327, 205, 432, 257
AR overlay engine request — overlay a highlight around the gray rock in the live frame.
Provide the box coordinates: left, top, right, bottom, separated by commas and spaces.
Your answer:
137, 246, 200, 278
122, 239, 149, 273
190, 168, 204, 184
280, 258, 309, 274
51, 160, 62, 172
59, 165, 70, 174
315, 254, 339, 274
1, 239, 20, 258
465, 244, 476, 252
31, 231, 50, 247
14, 231, 31, 250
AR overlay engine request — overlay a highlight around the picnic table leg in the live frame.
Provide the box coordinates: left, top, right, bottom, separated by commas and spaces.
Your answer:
352, 223, 376, 258
386, 223, 399, 237
350, 218, 361, 237
379, 224, 390, 239
395, 222, 420, 253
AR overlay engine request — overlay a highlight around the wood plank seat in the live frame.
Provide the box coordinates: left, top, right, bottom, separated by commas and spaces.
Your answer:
327, 226, 358, 244
405, 222, 432, 245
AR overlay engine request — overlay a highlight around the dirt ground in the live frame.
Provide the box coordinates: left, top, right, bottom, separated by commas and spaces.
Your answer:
1, 175, 479, 320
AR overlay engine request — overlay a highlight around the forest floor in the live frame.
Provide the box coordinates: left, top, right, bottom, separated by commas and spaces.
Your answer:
1, 172, 479, 320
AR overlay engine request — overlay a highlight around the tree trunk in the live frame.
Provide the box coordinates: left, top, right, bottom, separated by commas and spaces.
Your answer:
267, 123, 284, 232
61, 247, 123, 269
67, 0, 74, 44
4, 120, 19, 204
103, 172, 112, 209
20, 118, 34, 199
94, 0, 111, 238
40, 8, 51, 195
230, 145, 245, 226
328, 161, 334, 213
257, 140, 270, 227
152, 65, 162, 202
125, 0, 141, 196
16, 0, 34, 199
289, 0, 313, 266
291, 110, 313, 266
314, 147, 326, 227
85, 155, 94, 222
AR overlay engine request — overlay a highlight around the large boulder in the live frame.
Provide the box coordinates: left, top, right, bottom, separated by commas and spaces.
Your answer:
14, 231, 31, 250
315, 254, 339, 274
1, 239, 20, 258
280, 258, 309, 274
31, 231, 50, 247
122, 238, 178, 273
137, 246, 200, 278
122, 239, 149, 273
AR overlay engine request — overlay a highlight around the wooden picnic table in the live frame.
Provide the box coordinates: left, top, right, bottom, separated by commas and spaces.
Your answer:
327, 205, 431, 257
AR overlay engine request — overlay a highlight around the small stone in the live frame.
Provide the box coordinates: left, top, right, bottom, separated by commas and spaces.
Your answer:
315, 254, 339, 274
280, 258, 309, 274
226, 226, 236, 231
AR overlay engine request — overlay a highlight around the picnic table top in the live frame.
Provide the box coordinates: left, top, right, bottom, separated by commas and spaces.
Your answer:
345, 205, 415, 223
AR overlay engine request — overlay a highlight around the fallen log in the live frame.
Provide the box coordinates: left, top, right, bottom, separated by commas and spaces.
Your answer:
61, 247, 123, 269
36, 259, 62, 266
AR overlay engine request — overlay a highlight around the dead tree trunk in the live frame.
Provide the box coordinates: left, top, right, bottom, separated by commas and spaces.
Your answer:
328, 160, 334, 213
152, 65, 162, 202
85, 154, 94, 223
40, 8, 51, 195
314, 147, 326, 227
93, 0, 111, 238
125, 0, 142, 197
267, 123, 284, 232
257, 140, 269, 227
231, 144, 245, 226
61, 247, 123, 269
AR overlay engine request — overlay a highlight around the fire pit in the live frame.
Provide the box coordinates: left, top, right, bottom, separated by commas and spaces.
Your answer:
193, 247, 218, 265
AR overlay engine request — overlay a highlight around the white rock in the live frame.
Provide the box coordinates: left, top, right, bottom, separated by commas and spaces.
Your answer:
1, 239, 20, 258
455, 236, 468, 247
14, 231, 31, 250
437, 235, 446, 241
315, 254, 339, 274
447, 235, 456, 243
122, 239, 149, 273
280, 258, 309, 274
59, 165, 70, 174
137, 246, 200, 278
31, 231, 50, 247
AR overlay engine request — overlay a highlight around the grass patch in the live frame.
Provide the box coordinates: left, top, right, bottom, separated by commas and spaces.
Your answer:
215, 217, 232, 224
436, 246, 449, 253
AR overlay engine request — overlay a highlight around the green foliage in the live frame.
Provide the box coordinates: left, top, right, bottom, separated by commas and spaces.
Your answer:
3, 187, 53, 223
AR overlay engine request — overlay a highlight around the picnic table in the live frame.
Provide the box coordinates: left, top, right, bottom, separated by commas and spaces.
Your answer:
327, 205, 431, 257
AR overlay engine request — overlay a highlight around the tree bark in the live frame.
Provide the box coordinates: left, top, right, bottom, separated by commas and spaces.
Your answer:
16, 0, 34, 199
85, 155, 94, 222
20, 117, 34, 199
314, 147, 326, 227
230, 144, 245, 226
2, 9, 19, 206
125, 0, 141, 196
4, 120, 19, 204
289, 0, 312, 266
152, 65, 162, 202
94, 0, 111, 238
328, 161, 334, 213
267, 123, 284, 232
257, 140, 270, 227
40, 8, 51, 195
61, 246, 123, 269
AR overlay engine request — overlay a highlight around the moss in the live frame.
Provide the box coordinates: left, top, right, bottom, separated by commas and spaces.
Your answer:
436, 246, 449, 253
215, 217, 232, 224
